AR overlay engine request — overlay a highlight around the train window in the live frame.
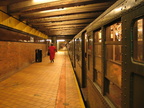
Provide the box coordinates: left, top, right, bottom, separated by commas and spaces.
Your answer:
106, 21, 122, 62
84, 33, 88, 57
133, 18, 144, 62
93, 30, 102, 87
106, 45, 122, 62
75, 38, 81, 62
94, 30, 102, 43
88, 35, 93, 50
106, 22, 122, 41
87, 35, 93, 72
105, 21, 122, 108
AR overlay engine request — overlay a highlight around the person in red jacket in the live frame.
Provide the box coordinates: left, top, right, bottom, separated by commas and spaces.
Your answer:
48, 43, 57, 63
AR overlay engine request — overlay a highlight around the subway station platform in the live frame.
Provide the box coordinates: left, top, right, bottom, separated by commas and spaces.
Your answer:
0, 51, 85, 108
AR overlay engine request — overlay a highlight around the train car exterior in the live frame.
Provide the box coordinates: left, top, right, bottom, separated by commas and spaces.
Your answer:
68, 39, 76, 68
68, 0, 144, 108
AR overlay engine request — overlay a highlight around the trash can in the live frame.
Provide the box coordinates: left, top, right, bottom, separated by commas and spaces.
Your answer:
35, 49, 42, 62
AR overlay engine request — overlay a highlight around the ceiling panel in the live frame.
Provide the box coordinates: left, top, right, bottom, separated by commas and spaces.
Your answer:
1, 0, 117, 39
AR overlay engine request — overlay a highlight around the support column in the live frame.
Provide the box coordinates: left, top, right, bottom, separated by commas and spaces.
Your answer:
52, 36, 57, 48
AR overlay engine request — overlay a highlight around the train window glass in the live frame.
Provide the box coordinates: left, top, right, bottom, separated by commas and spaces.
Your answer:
133, 18, 144, 62
88, 35, 93, 50
106, 81, 121, 108
93, 30, 102, 87
75, 38, 81, 62
106, 22, 122, 41
87, 35, 93, 72
88, 55, 91, 71
106, 45, 122, 62
106, 60, 122, 87
94, 30, 102, 42
105, 21, 122, 107
84, 33, 88, 55
95, 45, 102, 57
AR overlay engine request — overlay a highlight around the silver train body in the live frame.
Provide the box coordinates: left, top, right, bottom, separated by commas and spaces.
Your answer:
68, 0, 144, 108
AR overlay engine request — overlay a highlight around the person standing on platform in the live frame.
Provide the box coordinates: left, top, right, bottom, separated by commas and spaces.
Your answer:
48, 43, 57, 63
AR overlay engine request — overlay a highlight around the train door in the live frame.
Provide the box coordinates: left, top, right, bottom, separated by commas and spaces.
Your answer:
104, 21, 122, 108
122, 5, 144, 108
81, 31, 88, 103
93, 29, 103, 88
87, 33, 93, 79
73, 38, 76, 69
82, 31, 87, 87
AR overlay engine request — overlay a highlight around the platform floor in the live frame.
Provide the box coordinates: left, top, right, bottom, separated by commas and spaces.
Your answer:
0, 51, 85, 108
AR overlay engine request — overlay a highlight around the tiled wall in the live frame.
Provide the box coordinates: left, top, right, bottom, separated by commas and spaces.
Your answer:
0, 41, 47, 81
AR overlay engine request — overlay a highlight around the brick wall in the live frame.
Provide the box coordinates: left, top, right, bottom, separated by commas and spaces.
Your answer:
0, 41, 47, 81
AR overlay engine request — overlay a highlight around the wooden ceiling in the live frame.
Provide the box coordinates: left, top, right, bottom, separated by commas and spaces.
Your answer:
1, 0, 117, 39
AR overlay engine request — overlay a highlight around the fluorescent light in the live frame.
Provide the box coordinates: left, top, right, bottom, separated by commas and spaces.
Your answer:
46, 39, 52, 42
41, 8, 66, 13
39, 40, 45, 42
33, 0, 59, 3
57, 39, 65, 42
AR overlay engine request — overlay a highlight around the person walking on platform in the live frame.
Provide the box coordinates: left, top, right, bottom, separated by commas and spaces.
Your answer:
48, 43, 57, 63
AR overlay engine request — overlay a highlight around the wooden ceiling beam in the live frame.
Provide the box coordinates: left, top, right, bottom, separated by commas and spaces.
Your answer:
46, 29, 81, 36
8, 0, 111, 14
45, 25, 86, 30
20, 2, 113, 20
28, 18, 94, 25
38, 26, 83, 33
40, 27, 84, 31
0, 0, 29, 6
34, 24, 88, 30
30, 19, 93, 26
26, 12, 99, 23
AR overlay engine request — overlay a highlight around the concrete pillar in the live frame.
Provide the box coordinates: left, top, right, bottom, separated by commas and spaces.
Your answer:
52, 36, 57, 47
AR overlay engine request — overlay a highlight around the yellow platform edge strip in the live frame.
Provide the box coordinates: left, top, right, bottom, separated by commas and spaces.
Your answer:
66, 51, 86, 108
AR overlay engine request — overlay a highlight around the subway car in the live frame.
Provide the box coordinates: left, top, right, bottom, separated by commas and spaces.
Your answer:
68, 0, 144, 108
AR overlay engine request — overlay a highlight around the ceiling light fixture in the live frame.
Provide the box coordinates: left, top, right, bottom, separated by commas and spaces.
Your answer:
33, 0, 59, 3
57, 39, 65, 42
41, 8, 66, 13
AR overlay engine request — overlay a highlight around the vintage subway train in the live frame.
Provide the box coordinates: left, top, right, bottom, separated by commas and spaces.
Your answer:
68, 0, 144, 108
